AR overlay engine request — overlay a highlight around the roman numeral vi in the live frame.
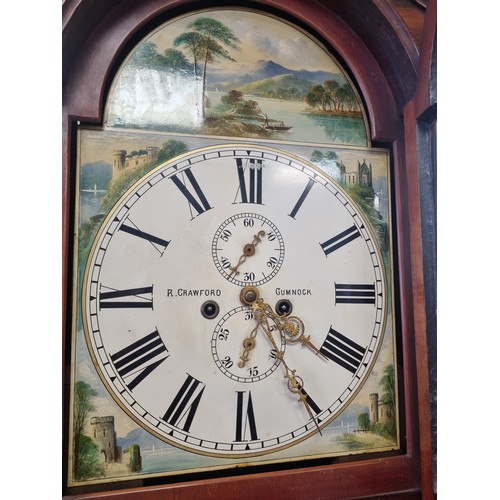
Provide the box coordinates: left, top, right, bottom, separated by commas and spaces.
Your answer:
235, 391, 258, 442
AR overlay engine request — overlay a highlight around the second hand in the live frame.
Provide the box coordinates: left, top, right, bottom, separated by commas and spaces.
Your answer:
229, 230, 265, 278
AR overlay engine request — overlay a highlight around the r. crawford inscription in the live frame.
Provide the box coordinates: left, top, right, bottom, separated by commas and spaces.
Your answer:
167, 288, 222, 297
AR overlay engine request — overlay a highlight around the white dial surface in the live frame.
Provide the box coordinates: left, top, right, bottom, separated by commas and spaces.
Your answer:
83, 144, 387, 457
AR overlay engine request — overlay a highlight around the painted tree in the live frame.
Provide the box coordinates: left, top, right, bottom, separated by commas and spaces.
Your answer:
309, 150, 343, 183
379, 364, 397, 439
379, 364, 396, 413
129, 41, 193, 73
156, 139, 189, 164
358, 412, 371, 431
174, 17, 240, 119
129, 41, 163, 68
162, 48, 193, 73
305, 84, 331, 111
73, 381, 104, 480
173, 31, 204, 77
306, 80, 360, 114
218, 90, 259, 116
324, 79, 340, 110
337, 83, 358, 112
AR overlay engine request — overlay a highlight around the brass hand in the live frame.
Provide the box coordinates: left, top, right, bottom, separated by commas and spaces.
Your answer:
239, 286, 323, 435
240, 286, 327, 360
237, 286, 261, 368
238, 322, 259, 368
229, 230, 265, 278
279, 316, 328, 360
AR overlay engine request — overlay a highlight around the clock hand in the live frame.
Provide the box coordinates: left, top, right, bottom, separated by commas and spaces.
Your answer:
285, 371, 323, 436
241, 286, 327, 360
279, 316, 328, 360
238, 322, 259, 368
240, 286, 323, 435
237, 286, 261, 367
229, 230, 265, 278
256, 306, 323, 436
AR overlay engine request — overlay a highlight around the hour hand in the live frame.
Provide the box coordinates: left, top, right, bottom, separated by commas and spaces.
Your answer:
279, 316, 328, 360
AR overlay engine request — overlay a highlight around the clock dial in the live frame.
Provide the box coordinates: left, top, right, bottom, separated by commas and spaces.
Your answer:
212, 212, 285, 286
211, 305, 285, 383
83, 144, 387, 457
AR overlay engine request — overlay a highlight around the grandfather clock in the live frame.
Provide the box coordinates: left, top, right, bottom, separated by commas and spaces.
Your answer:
63, 1, 436, 498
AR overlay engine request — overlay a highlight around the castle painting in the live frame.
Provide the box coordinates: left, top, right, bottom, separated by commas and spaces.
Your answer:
91, 416, 119, 463
90, 416, 142, 475
112, 147, 159, 180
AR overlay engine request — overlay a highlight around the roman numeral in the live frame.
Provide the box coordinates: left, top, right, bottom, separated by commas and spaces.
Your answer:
171, 168, 212, 217
119, 219, 170, 255
99, 285, 153, 309
320, 224, 360, 256
288, 178, 315, 219
109, 329, 169, 391
320, 327, 367, 374
335, 283, 376, 304
235, 158, 263, 204
162, 374, 205, 432
235, 391, 258, 442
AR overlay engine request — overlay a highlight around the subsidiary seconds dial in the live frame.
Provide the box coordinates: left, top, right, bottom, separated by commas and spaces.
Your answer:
212, 213, 285, 286
211, 305, 285, 383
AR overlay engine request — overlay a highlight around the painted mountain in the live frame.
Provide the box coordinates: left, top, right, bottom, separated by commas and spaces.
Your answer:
207, 59, 345, 93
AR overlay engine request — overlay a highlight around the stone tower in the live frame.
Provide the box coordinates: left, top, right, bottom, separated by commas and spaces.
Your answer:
369, 393, 379, 424
90, 416, 117, 463
146, 146, 160, 163
112, 149, 127, 179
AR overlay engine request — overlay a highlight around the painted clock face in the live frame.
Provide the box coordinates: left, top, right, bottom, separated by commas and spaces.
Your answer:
83, 144, 387, 457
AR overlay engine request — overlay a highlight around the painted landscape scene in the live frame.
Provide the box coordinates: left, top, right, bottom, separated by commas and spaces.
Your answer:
106, 9, 368, 146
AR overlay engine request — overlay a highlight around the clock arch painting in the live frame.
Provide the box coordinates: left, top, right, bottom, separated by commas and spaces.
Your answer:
70, 7, 399, 486
105, 9, 368, 146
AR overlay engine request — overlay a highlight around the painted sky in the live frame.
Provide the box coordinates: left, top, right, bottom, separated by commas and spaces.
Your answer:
145, 9, 343, 75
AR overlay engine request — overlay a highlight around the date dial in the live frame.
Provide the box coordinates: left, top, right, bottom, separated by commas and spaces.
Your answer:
212, 213, 285, 286
211, 306, 285, 383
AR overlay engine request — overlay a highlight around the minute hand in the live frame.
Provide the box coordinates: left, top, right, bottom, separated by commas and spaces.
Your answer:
241, 287, 323, 435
